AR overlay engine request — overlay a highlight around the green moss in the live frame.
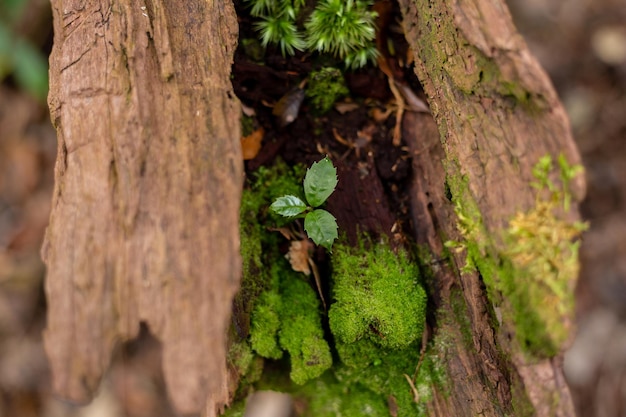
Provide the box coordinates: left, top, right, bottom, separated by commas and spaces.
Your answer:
232, 167, 439, 413
248, 243, 331, 385
228, 340, 265, 391
221, 399, 246, 417
325, 237, 429, 416
250, 290, 283, 359
445, 155, 586, 358
302, 374, 389, 417
278, 275, 332, 384
305, 67, 349, 114
330, 240, 427, 350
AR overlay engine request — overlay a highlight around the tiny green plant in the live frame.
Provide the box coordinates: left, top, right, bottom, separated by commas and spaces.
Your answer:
246, 0, 378, 69
270, 156, 339, 250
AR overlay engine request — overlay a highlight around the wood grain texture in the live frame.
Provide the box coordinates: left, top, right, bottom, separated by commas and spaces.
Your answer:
43, 0, 242, 415
399, 0, 583, 415
400, 0, 585, 235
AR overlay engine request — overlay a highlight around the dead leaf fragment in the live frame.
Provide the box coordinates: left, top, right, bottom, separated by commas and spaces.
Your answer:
285, 240, 313, 275
334, 101, 360, 114
241, 127, 264, 160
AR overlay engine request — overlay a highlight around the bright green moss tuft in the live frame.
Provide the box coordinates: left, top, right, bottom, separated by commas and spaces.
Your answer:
278, 276, 333, 384
249, 256, 332, 384
250, 290, 283, 359
334, 341, 422, 416
329, 240, 427, 350
324, 237, 429, 416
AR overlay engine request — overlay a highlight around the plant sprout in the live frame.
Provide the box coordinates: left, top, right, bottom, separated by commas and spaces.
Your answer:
270, 156, 339, 250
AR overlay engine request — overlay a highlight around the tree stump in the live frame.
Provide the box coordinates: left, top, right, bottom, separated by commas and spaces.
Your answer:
43, 1, 242, 415
398, 0, 585, 415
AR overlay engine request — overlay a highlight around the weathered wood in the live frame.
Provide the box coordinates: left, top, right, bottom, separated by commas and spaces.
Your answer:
400, 0, 584, 233
399, 0, 584, 415
43, 1, 242, 415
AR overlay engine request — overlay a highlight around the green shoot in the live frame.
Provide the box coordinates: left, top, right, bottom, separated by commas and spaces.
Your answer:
270, 157, 339, 250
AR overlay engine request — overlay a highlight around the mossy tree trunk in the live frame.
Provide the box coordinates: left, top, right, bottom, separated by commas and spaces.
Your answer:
399, 0, 584, 416
43, 0, 242, 416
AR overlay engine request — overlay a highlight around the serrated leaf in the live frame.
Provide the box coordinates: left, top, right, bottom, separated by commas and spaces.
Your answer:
270, 195, 308, 217
304, 156, 338, 207
304, 209, 338, 251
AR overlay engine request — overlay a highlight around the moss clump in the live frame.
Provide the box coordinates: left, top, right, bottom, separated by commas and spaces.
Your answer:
330, 240, 427, 350
305, 67, 349, 114
234, 159, 305, 342
250, 289, 282, 359
250, 262, 332, 384
327, 238, 429, 416
301, 373, 389, 417
239, 159, 332, 385
233, 164, 438, 412
278, 276, 333, 384
238, 158, 307, 306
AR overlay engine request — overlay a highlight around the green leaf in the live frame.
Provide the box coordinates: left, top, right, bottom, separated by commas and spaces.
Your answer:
270, 195, 308, 217
304, 209, 338, 251
303, 156, 338, 207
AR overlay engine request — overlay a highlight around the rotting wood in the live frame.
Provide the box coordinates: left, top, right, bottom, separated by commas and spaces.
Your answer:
406, 111, 518, 416
43, 1, 242, 416
399, 0, 583, 415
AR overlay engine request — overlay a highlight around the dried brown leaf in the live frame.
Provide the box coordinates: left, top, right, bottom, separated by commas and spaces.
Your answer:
285, 240, 312, 276
241, 127, 264, 160
334, 101, 360, 114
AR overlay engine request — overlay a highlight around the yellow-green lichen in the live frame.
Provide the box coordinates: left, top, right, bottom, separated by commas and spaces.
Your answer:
501, 155, 587, 356
445, 154, 586, 358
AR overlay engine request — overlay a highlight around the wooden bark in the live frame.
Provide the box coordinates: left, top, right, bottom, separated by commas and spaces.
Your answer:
42, 1, 242, 415
399, 0, 584, 415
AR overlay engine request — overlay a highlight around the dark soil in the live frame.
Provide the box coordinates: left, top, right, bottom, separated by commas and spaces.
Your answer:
233, 0, 419, 248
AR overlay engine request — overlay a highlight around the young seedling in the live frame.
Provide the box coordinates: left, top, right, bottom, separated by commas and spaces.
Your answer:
270, 156, 339, 251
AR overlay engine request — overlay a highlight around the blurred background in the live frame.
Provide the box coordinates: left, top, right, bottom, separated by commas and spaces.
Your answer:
0, 0, 624, 415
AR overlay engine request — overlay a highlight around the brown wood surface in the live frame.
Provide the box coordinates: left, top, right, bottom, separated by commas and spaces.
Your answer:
43, 1, 242, 415
399, 0, 584, 415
